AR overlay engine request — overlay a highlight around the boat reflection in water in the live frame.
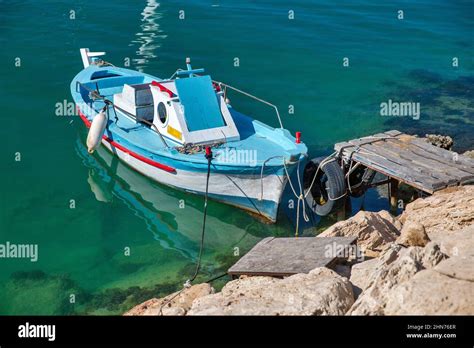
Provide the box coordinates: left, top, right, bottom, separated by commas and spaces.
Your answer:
75, 136, 268, 262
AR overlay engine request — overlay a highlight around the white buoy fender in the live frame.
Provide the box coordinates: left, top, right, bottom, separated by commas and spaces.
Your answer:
87, 109, 107, 154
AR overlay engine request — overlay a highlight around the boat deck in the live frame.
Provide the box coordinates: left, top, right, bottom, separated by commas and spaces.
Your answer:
334, 130, 474, 194
92, 96, 303, 168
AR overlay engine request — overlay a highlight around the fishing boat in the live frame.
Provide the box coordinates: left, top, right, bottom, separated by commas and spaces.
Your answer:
71, 49, 345, 223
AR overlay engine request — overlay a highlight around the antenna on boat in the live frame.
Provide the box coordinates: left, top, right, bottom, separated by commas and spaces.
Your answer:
80, 48, 106, 68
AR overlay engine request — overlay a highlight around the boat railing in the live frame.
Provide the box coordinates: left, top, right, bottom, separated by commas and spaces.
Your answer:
169, 68, 284, 129
213, 80, 283, 129
75, 81, 170, 149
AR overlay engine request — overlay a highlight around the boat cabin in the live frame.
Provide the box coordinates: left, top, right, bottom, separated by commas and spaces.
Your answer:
113, 65, 240, 146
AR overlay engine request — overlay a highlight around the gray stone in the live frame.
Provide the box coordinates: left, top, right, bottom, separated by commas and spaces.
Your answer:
348, 243, 447, 315
318, 210, 400, 257
124, 283, 214, 316
188, 268, 354, 315
384, 267, 474, 315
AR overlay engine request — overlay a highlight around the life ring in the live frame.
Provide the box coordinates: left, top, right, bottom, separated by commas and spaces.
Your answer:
303, 156, 347, 216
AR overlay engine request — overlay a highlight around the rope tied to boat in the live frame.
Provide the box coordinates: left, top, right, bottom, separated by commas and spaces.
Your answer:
188, 146, 213, 283
282, 157, 309, 237
281, 151, 342, 236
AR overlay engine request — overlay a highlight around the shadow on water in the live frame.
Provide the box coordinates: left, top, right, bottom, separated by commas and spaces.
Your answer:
382, 70, 474, 153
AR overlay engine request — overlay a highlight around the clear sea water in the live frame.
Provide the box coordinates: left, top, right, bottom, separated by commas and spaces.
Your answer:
0, 0, 472, 314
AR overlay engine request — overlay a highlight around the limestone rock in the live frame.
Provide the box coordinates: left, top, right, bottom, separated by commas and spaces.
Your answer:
124, 283, 213, 316
384, 267, 474, 315
417, 241, 449, 268
398, 186, 474, 239
348, 243, 447, 315
434, 255, 474, 282
349, 258, 379, 298
378, 209, 403, 231
396, 221, 430, 247
462, 150, 474, 159
188, 268, 354, 315
317, 211, 400, 257
429, 224, 474, 257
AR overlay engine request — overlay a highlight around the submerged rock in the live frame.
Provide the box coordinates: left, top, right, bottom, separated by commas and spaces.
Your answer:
188, 268, 354, 315
124, 283, 213, 316
317, 210, 400, 257
0, 271, 84, 315
384, 72, 474, 152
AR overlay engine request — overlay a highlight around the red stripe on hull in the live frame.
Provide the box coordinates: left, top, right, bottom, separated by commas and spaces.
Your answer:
76, 107, 176, 174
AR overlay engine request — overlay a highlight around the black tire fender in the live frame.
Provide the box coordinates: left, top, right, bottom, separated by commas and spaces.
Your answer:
303, 156, 347, 216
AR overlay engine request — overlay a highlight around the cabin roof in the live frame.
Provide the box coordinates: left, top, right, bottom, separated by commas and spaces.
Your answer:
175, 75, 225, 131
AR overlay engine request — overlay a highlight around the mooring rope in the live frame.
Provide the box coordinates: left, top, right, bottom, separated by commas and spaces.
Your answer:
158, 147, 213, 315
283, 151, 346, 236
282, 159, 306, 236
188, 147, 213, 284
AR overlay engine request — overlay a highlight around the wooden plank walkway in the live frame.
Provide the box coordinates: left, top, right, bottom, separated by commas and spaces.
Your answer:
334, 130, 474, 194
228, 237, 357, 278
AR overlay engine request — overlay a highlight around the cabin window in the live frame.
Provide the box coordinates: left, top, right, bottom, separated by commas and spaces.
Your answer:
157, 102, 168, 125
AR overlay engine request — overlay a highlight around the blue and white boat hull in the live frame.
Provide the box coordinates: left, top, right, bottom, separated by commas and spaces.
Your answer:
100, 136, 286, 221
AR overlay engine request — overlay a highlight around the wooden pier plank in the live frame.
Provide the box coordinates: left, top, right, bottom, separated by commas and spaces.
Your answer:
367, 142, 464, 185
336, 137, 447, 191
384, 130, 403, 137
334, 130, 474, 194
385, 131, 474, 172
372, 141, 473, 183
228, 237, 357, 277
363, 143, 454, 185
347, 149, 443, 193
400, 136, 474, 176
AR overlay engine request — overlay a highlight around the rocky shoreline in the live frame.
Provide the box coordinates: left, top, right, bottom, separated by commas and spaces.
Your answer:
125, 185, 474, 316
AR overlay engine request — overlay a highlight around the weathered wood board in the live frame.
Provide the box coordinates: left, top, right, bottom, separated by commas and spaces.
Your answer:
228, 236, 357, 278
334, 130, 474, 194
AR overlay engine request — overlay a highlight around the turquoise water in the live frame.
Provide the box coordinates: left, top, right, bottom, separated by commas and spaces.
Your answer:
0, 0, 472, 314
